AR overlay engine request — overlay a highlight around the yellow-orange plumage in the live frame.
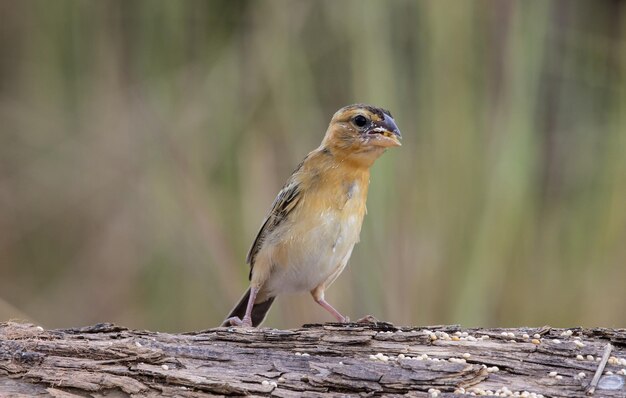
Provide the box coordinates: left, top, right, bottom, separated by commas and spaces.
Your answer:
224, 104, 401, 327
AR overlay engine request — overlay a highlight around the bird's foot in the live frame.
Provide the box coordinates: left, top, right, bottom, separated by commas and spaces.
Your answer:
356, 315, 380, 324
225, 316, 253, 328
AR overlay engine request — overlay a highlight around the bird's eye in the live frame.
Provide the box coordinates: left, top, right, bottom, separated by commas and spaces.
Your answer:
353, 115, 368, 128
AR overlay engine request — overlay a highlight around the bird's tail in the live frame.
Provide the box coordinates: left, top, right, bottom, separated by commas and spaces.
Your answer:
222, 287, 275, 327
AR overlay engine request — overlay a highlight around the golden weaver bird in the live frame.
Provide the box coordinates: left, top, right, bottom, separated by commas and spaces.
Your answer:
223, 104, 401, 327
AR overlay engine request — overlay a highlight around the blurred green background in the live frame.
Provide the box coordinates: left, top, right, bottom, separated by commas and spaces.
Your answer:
1, 0, 625, 332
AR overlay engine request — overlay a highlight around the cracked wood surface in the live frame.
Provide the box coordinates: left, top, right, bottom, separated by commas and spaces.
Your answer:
1, 322, 625, 397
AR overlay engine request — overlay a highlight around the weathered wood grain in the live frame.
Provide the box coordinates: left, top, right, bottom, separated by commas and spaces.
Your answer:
1, 322, 625, 397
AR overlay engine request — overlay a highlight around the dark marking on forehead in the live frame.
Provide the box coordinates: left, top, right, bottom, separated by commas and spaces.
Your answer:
340, 103, 393, 120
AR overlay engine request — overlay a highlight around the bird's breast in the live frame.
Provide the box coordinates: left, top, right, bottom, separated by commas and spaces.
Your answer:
263, 180, 367, 296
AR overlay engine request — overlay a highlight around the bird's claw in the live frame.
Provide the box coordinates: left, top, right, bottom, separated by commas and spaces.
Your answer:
226, 316, 253, 328
356, 315, 380, 324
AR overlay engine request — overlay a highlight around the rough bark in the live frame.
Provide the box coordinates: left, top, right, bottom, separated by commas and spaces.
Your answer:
1, 321, 625, 397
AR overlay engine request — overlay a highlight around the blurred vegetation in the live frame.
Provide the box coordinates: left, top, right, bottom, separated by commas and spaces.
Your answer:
1, 0, 625, 331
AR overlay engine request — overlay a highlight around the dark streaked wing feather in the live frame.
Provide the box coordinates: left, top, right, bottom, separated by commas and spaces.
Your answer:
246, 174, 302, 278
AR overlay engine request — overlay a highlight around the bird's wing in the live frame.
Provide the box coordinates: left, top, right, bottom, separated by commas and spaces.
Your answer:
246, 171, 302, 277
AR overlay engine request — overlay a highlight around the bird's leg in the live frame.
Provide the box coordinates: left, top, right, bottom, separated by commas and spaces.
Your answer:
226, 286, 259, 327
311, 287, 349, 322
316, 298, 349, 322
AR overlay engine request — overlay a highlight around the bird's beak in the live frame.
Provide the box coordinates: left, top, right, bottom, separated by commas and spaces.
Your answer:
366, 113, 402, 147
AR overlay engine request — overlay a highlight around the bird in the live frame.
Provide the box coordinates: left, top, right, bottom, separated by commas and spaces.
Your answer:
223, 104, 401, 327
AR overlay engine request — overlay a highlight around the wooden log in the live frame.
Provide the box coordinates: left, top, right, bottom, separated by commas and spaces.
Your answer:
1, 321, 625, 397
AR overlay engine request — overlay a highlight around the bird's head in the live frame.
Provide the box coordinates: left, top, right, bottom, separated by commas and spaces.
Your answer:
321, 104, 402, 166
